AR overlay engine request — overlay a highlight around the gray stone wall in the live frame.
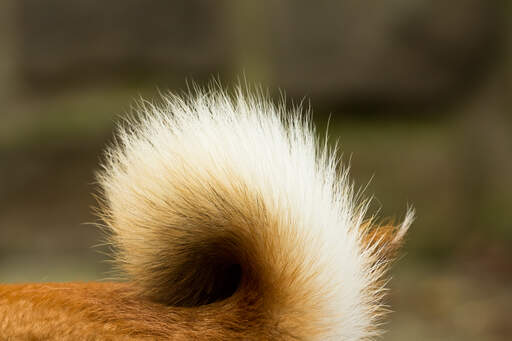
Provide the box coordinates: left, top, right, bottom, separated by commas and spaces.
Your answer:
5, 0, 507, 106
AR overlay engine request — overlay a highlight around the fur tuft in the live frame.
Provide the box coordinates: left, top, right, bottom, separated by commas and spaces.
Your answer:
96, 86, 413, 340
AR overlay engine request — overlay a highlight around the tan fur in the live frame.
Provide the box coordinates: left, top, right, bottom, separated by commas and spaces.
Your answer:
0, 222, 407, 341
0, 282, 288, 340
0, 88, 412, 340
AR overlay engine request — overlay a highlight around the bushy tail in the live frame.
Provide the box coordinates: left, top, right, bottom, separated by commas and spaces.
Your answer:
96, 87, 413, 340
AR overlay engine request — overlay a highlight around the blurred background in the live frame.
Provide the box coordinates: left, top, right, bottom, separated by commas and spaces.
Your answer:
0, 1, 510, 339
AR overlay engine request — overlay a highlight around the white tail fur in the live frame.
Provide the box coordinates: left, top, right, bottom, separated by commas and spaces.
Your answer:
96, 86, 413, 340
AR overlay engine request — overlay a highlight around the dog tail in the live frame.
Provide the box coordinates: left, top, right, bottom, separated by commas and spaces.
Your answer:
96, 87, 413, 340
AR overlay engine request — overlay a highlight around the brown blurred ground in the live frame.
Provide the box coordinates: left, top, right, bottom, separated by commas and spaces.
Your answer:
0, 1, 511, 340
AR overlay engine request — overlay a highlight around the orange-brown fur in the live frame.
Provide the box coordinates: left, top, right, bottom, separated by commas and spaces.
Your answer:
1, 88, 412, 340
0, 282, 282, 340
0, 224, 401, 340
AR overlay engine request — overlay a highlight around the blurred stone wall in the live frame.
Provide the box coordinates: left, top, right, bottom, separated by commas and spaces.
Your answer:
15, 0, 232, 85
0, 0, 16, 104
266, 0, 502, 104
5, 0, 508, 106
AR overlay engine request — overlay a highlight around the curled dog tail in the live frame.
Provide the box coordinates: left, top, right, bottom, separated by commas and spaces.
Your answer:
96, 87, 413, 340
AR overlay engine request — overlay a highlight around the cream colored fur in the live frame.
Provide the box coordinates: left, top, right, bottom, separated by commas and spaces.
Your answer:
96, 86, 414, 340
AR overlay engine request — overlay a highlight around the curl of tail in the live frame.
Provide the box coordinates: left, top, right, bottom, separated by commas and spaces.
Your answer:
96, 87, 413, 340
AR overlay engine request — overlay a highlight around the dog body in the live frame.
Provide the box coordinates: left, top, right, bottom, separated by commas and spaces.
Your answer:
1, 282, 272, 339
0, 88, 412, 340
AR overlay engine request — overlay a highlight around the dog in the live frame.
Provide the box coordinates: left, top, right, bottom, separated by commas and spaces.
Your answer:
0, 86, 413, 340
